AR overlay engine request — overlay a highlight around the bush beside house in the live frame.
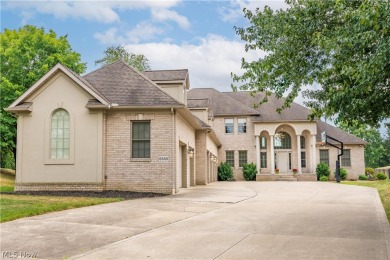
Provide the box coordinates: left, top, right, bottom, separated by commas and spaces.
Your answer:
218, 162, 234, 181
243, 163, 257, 181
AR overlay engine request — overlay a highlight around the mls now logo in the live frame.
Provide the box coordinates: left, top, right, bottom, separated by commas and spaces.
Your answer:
2, 251, 38, 258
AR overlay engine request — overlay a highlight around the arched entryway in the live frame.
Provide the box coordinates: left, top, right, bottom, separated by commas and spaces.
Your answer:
274, 131, 292, 173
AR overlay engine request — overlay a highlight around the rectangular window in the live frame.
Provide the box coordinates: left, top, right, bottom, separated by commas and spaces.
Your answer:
132, 121, 151, 158
301, 151, 306, 168
319, 150, 329, 166
238, 118, 247, 133
342, 149, 351, 167
238, 150, 247, 167
226, 151, 234, 167
260, 136, 267, 149
225, 118, 234, 134
260, 152, 267, 168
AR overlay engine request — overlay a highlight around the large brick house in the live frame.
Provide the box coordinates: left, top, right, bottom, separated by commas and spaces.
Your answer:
6, 61, 366, 194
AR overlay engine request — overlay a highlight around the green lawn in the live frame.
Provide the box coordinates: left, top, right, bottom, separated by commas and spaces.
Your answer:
0, 173, 122, 222
0, 173, 15, 192
342, 180, 390, 222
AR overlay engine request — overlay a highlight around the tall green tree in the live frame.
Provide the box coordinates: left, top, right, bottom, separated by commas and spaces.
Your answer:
95, 45, 151, 71
233, 0, 390, 126
337, 121, 386, 168
0, 25, 86, 168
379, 124, 390, 166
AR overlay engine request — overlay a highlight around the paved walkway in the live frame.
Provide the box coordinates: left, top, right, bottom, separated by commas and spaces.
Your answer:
1, 182, 389, 259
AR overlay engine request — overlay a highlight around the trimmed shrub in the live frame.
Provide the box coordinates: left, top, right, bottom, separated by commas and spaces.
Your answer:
377, 173, 387, 180
243, 163, 257, 181
316, 162, 330, 180
319, 176, 328, 182
334, 168, 348, 181
365, 167, 375, 176
218, 162, 233, 181
359, 175, 369, 180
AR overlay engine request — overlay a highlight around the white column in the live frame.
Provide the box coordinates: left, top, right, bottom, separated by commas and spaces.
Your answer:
270, 135, 275, 174
297, 135, 301, 174
255, 135, 260, 173
311, 134, 317, 174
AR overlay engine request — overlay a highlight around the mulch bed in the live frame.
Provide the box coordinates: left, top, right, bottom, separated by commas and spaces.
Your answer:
2, 190, 166, 200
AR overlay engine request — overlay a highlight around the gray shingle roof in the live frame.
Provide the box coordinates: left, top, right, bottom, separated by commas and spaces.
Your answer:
316, 121, 367, 145
62, 65, 110, 104
187, 88, 260, 116
83, 61, 184, 107
224, 91, 311, 122
143, 69, 188, 81
187, 98, 210, 108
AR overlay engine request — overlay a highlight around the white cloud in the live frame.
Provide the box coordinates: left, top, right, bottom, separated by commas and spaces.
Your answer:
124, 34, 265, 91
151, 8, 190, 29
219, 0, 287, 23
4, 0, 183, 24
94, 22, 163, 44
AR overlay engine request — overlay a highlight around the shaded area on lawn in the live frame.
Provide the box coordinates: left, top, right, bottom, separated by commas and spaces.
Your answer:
343, 180, 390, 222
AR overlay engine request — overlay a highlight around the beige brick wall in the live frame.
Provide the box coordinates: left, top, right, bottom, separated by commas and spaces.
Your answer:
105, 110, 175, 194
214, 116, 256, 181
317, 144, 365, 180
195, 131, 207, 185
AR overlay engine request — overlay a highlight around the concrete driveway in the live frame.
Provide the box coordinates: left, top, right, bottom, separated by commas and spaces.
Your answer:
1, 182, 389, 260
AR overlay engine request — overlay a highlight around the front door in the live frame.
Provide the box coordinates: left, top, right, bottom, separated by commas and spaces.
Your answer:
277, 152, 289, 173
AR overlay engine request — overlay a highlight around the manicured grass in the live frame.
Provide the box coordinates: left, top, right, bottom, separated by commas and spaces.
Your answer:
0, 173, 15, 192
342, 180, 390, 222
1, 194, 122, 222
0, 172, 122, 222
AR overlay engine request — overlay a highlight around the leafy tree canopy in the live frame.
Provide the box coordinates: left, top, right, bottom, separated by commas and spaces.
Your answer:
95, 45, 151, 71
0, 25, 86, 168
233, 0, 389, 126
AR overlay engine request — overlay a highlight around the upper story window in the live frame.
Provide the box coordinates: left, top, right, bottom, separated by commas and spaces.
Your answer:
260, 136, 267, 149
300, 136, 306, 149
51, 109, 70, 159
225, 118, 234, 134
274, 132, 291, 149
238, 118, 247, 133
132, 121, 151, 158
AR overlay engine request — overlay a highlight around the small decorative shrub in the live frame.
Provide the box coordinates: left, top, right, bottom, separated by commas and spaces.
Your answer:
319, 176, 328, 181
275, 168, 280, 174
292, 168, 298, 174
359, 175, 369, 180
218, 162, 233, 181
334, 168, 348, 181
243, 163, 257, 181
316, 162, 330, 180
365, 167, 375, 176
376, 173, 387, 180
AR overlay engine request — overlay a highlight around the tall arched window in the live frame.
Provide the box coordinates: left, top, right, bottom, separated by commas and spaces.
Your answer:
51, 109, 70, 159
274, 132, 291, 149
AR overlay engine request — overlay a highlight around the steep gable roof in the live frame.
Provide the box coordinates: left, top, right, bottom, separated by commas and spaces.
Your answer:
224, 91, 311, 122
83, 61, 184, 107
316, 121, 367, 145
187, 88, 259, 116
7, 63, 109, 111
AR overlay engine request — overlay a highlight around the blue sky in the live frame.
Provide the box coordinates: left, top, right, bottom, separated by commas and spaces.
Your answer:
1, 0, 287, 91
